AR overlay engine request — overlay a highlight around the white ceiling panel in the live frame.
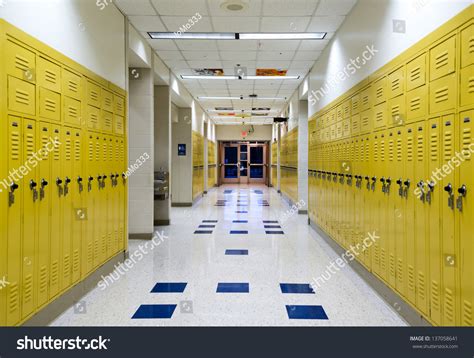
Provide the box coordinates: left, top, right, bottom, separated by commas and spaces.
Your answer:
187, 60, 223, 68
159, 51, 185, 60
218, 40, 259, 51
307, 16, 345, 32
129, 16, 167, 32
208, 0, 263, 16
175, 39, 219, 51
182, 50, 221, 60
256, 40, 301, 51
161, 16, 213, 32
293, 50, 321, 60
115, 0, 156, 15
150, 0, 209, 16
257, 51, 295, 61
220, 51, 257, 61
315, 0, 357, 16
148, 39, 179, 50
212, 17, 260, 32
164, 60, 190, 69
298, 39, 329, 51
262, 0, 319, 16
260, 16, 311, 32
289, 60, 315, 69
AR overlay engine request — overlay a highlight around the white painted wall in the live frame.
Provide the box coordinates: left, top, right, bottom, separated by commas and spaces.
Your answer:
215, 125, 273, 141
309, 0, 472, 116
0, 0, 126, 88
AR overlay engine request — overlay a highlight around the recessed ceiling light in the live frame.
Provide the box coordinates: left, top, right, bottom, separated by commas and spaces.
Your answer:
148, 32, 236, 40
239, 33, 326, 40
198, 96, 287, 100
148, 32, 326, 40
181, 75, 299, 80
220, 0, 248, 12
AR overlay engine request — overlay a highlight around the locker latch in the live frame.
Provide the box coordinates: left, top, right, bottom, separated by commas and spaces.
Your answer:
385, 177, 392, 194
122, 172, 127, 183
102, 175, 108, 188
426, 181, 435, 204
403, 179, 410, 198
396, 179, 403, 197
56, 177, 63, 196
97, 175, 103, 189
77, 176, 83, 193
88, 176, 94, 192
456, 184, 467, 212
29, 180, 38, 202
417, 180, 426, 202
365, 176, 370, 190
64, 177, 71, 196
338, 173, 344, 184
346, 174, 352, 186
333, 173, 338, 183
380, 177, 386, 193
40, 179, 48, 201
444, 183, 454, 210
371, 176, 377, 191
8, 182, 19, 206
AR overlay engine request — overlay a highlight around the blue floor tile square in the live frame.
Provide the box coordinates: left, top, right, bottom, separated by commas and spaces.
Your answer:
236, 211, 248, 213
280, 283, 315, 294
217, 282, 249, 293
132, 304, 177, 319
233, 220, 248, 223
199, 224, 215, 228
202, 220, 218, 223
263, 220, 279, 223
224, 190, 233, 194
230, 230, 248, 234
225, 249, 249, 255
253, 190, 263, 194
151, 282, 187, 293
194, 230, 213, 234
285, 305, 328, 320
264, 225, 281, 229
266, 231, 284, 234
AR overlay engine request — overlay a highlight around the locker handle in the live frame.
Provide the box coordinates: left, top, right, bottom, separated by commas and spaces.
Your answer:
56, 178, 63, 185
427, 181, 435, 191
444, 183, 452, 194
77, 176, 83, 183
29, 180, 37, 190
404, 179, 410, 187
417, 180, 425, 188
396, 179, 402, 185
386, 178, 392, 184
10, 182, 19, 192
371, 176, 377, 182
97, 176, 102, 180
41, 179, 48, 188
365, 176, 369, 181
457, 185, 467, 196
88, 176, 94, 182
122, 173, 126, 179
103, 175, 108, 179
65, 177, 71, 184
380, 177, 385, 183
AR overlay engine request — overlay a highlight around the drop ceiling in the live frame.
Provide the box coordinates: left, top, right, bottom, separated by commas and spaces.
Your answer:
114, 0, 357, 124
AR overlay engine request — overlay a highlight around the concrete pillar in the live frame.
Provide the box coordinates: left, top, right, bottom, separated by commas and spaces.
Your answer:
171, 107, 192, 205
298, 100, 308, 213
154, 85, 171, 225
128, 68, 154, 237
277, 124, 281, 193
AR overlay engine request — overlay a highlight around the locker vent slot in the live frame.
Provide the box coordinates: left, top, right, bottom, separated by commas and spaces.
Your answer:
389, 140, 394, 161
376, 87, 384, 99
434, 50, 449, 69
470, 36, 474, 54
376, 111, 384, 124
24, 274, 33, 303
53, 140, 60, 161
73, 250, 80, 274
14, 54, 30, 72
90, 90, 99, 102
417, 271, 426, 301
65, 139, 71, 161
408, 265, 415, 293
434, 86, 449, 103
444, 131, 453, 160
88, 141, 94, 161
51, 260, 59, 286
468, 76, 474, 93
66, 105, 78, 119
397, 139, 402, 161
87, 242, 93, 265
39, 266, 48, 293
389, 254, 395, 278
68, 80, 79, 93
409, 97, 421, 111
463, 300, 472, 326
397, 259, 404, 284
11, 131, 20, 160
391, 78, 401, 92
407, 137, 413, 161
362, 95, 369, 107
444, 288, 455, 323
45, 69, 57, 84
26, 133, 34, 158
95, 143, 100, 161
391, 104, 401, 117
431, 280, 440, 312
105, 97, 112, 107
409, 66, 421, 82
430, 132, 438, 161
75, 140, 81, 161
8, 283, 19, 313
63, 255, 70, 277
15, 88, 31, 105
462, 128, 471, 158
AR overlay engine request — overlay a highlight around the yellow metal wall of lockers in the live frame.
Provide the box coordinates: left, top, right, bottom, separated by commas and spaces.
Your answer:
280, 128, 298, 203
192, 131, 204, 199
270, 141, 277, 187
208, 140, 216, 189
0, 20, 128, 326
308, 6, 473, 326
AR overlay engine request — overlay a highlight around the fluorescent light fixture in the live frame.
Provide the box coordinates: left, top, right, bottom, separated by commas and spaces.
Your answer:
181, 75, 299, 80
198, 96, 287, 100
149, 32, 326, 40
148, 32, 235, 40
238, 32, 326, 40
207, 109, 278, 113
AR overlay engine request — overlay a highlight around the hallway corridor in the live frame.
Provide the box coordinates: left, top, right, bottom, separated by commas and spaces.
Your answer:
52, 185, 405, 326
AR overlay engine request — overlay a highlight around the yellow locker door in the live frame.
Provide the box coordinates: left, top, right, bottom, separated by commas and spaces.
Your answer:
427, 116, 442, 325
378, 130, 388, 282
352, 138, 362, 252
458, 110, 473, 327
113, 137, 121, 254
6, 116, 22, 325
60, 129, 73, 292
394, 128, 407, 297
84, 133, 96, 275
371, 133, 381, 274
414, 123, 429, 316
362, 135, 372, 267
100, 136, 108, 263
49, 125, 61, 299
404, 123, 417, 305
93, 135, 102, 267
440, 114, 457, 325
106, 136, 115, 257
37, 123, 51, 308
386, 130, 397, 288
71, 129, 83, 284
22, 119, 37, 319
118, 136, 125, 252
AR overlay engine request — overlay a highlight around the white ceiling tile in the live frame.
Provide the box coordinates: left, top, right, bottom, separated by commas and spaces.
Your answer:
161, 16, 213, 32
182, 51, 220, 60
221, 60, 257, 69
114, 0, 156, 15
256, 40, 301, 51
218, 40, 259, 51
286, 69, 309, 76
258, 51, 294, 61
220, 51, 257, 61
289, 60, 314, 69
315, 0, 357, 16
212, 17, 260, 32
149, 39, 179, 50
293, 50, 321, 60
163, 60, 190, 69
260, 16, 311, 32
208, 0, 263, 16
187, 60, 223, 68
307, 15, 345, 32
298, 39, 329, 51
262, 0, 319, 16
129, 16, 167, 32
256, 60, 291, 68
158, 51, 185, 60
150, 0, 209, 16
175, 39, 218, 51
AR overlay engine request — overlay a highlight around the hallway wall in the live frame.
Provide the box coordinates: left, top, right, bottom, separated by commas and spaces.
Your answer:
215, 125, 272, 141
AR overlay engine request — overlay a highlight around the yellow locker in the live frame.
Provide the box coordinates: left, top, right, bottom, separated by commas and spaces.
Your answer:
360, 108, 372, 133
388, 66, 405, 99
86, 105, 100, 130
106, 136, 115, 256
98, 136, 108, 263
114, 115, 124, 135
62, 68, 82, 100
342, 99, 351, 119
429, 35, 456, 81
84, 133, 96, 275
351, 93, 360, 115
351, 114, 360, 134
362, 135, 372, 267
114, 95, 125, 116
388, 94, 406, 127
60, 129, 73, 291
440, 114, 457, 325
6, 116, 22, 325
373, 76, 387, 105
386, 130, 397, 288
336, 104, 344, 122
49, 125, 61, 299
8, 76, 36, 115
102, 89, 114, 113
101, 110, 113, 132
458, 110, 473, 326
336, 121, 343, 139
394, 128, 406, 297
86, 80, 101, 108
360, 86, 372, 112
461, 23, 474, 68
63, 96, 81, 126
22, 119, 37, 320
429, 73, 456, 114
373, 102, 387, 129
118, 138, 126, 251
342, 118, 350, 138
406, 53, 427, 91
427, 116, 442, 325
71, 128, 83, 284
39, 87, 60, 122
460, 65, 474, 107
406, 85, 428, 122
377, 131, 388, 281
37, 56, 61, 93
5, 39, 35, 81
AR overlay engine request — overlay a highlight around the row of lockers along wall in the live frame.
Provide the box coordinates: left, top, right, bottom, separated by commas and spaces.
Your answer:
270, 141, 277, 187
0, 20, 128, 326
192, 131, 204, 199
307, 9, 473, 326
280, 128, 299, 203
208, 140, 217, 189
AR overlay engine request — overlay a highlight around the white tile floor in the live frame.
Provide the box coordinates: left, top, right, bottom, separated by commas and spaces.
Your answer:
51, 185, 407, 326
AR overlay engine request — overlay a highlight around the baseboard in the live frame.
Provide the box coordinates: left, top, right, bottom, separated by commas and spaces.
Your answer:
298, 210, 308, 215
171, 202, 192, 207
154, 219, 170, 226
23, 250, 126, 326
308, 219, 431, 327
129, 233, 154, 240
